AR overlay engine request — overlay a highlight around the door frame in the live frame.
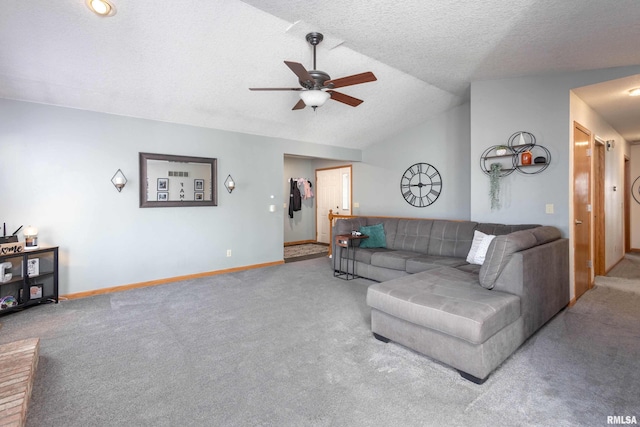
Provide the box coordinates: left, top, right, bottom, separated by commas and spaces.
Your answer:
593, 137, 605, 276
625, 156, 631, 253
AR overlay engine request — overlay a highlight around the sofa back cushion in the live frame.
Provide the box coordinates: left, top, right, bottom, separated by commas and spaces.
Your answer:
476, 223, 540, 236
367, 218, 399, 248
390, 219, 434, 253
479, 229, 538, 289
530, 226, 562, 245
427, 220, 478, 258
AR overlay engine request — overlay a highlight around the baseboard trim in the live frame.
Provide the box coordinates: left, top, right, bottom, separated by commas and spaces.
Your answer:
63, 260, 285, 300
284, 240, 317, 247
630, 248, 640, 253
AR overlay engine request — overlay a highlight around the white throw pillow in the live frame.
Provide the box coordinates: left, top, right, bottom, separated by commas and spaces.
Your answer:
466, 230, 496, 265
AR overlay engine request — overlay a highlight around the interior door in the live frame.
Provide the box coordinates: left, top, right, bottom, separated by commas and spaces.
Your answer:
573, 122, 592, 300
316, 166, 351, 244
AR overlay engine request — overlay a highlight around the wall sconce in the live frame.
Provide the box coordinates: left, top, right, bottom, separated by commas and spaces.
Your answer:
224, 175, 235, 193
606, 140, 615, 151
111, 169, 128, 192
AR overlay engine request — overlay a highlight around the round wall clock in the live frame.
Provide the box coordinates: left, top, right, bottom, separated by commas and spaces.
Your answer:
400, 162, 442, 207
632, 176, 640, 205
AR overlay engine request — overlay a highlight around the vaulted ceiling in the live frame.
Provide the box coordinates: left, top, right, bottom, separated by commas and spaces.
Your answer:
1, 0, 639, 149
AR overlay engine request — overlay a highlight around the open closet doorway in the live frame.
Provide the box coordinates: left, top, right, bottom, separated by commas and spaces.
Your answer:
316, 166, 352, 244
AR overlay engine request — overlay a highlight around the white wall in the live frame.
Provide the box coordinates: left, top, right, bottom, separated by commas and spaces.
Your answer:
0, 99, 361, 295
283, 156, 316, 243
470, 66, 640, 301
570, 91, 629, 270
354, 103, 471, 219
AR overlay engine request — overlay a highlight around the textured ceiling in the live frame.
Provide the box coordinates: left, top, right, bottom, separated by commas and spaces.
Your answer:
1, 0, 639, 149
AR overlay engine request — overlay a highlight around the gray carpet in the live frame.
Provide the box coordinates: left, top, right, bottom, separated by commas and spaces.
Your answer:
0, 258, 638, 427
595, 252, 640, 294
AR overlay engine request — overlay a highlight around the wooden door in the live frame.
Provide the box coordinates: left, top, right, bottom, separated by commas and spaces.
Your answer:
316, 166, 351, 244
573, 123, 592, 300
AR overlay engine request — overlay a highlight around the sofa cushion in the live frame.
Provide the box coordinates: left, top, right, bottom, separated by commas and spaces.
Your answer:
359, 223, 387, 248
390, 219, 434, 252
348, 248, 390, 264
479, 230, 538, 289
406, 256, 468, 274
371, 251, 421, 271
367, 267, 521, 345
427, 220, 478, 258
367, 218, 399, 249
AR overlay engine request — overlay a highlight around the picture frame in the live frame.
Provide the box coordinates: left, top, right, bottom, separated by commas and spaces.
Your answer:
157, 178, 168, 191
29, 284, 43, 300
140, 152, 217, 208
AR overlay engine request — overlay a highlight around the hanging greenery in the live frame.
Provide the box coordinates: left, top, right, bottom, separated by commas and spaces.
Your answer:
489, 163, 502, 210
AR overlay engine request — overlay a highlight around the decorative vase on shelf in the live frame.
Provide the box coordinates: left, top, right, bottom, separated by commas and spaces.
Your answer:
521, 150, 532, 165
496, 146, 507, 156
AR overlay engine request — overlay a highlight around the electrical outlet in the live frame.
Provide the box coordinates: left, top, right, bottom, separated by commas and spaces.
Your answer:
226, 249, 232, 257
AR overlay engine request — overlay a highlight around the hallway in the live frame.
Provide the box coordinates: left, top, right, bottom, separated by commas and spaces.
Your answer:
595, 252, 640, 294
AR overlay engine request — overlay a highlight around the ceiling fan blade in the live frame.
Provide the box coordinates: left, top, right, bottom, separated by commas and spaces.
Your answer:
284, 61, 315, 86
328, 90, 364, 107
292, 99, 306, 110
249, 87, 302, 91
325, 72, 377, 89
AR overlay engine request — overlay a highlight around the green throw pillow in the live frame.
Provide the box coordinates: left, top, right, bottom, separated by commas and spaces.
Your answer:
359, 223, 387, 248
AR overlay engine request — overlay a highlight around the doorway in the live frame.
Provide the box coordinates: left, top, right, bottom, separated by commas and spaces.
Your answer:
316, 166, 352, 244
573, 122, 592, 300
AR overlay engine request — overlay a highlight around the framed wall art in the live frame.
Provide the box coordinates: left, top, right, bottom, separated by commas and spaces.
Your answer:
140, 152, 217, 208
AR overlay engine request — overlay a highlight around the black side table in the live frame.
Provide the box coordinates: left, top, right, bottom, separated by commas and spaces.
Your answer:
333, 234, 368, 280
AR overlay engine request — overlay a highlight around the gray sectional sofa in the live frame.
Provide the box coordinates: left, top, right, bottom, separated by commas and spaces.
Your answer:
332, 217, 570, 383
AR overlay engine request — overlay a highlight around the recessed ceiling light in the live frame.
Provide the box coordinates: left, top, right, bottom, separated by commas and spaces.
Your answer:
629, 88, 640, 97
86, 0, 116, 17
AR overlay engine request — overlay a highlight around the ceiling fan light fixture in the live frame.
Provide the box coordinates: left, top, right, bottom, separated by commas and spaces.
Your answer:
87, 0, 116, 17
300, 90, 330, 108
629, 88, 640, 97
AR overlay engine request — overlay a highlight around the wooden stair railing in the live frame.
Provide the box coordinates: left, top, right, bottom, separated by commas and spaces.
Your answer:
327, 209, 357, 256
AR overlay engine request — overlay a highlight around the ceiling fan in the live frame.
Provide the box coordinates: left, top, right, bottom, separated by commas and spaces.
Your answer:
249, 32, 377, 111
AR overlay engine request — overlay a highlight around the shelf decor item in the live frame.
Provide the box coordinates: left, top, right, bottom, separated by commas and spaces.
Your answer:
489, 163, 502, 210
521, 150, 532, 165
24, 226, 38, 249
496, 145, 508, 156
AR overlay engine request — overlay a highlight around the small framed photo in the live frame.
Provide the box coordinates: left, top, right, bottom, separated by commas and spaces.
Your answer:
194, 192, 204, 201
194, 179, 204, 191
30, 284, 43, 300
157, 178, 168, 191
157, 192, 169, 201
